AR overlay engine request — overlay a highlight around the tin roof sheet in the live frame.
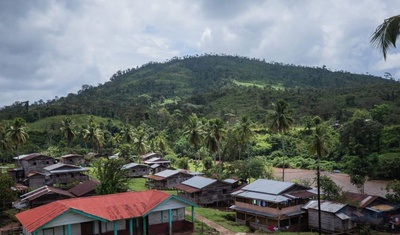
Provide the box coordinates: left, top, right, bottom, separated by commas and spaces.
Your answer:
182, 176, 216, 189
235, 191, 289, 203
303, 200, 346, 213
241, 179, 295, 195
154, 169, 179, 178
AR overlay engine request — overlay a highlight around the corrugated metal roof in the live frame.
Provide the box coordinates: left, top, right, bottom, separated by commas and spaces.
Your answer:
16, 190, 171, 233
182, 176, 216, 189
60, 154, 82, 159
174, 183, 199, 193
235, 191, 289, 203
241, 179, 294, 195
43, 163, 87, 173
303, 200, 346, 213
154, 169, 179, 178
20, 186, 75, 202
14, 153, 53, 161
68, 180, 100, 197
224, 178, 238, 184
121, 162, 140, 169
336, 212, 350, 220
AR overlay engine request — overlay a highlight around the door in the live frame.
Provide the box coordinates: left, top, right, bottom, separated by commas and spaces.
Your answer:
81, 221, 94, 235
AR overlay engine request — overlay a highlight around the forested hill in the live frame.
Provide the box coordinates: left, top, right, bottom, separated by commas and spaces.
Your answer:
1, 54, 400, 125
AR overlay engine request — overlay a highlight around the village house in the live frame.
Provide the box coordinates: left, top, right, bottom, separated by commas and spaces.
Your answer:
23, 171, 50, 189
174, 176, 233, 206
145, 157, 171, 174
14, 185, 75, 209
343, 192, 398, 227
59, 154, 85, 166
122, 162, 151, 178
146, 169, 194, 190
230, 179, 318, 232
43, 163, 89, 186
16, 190, 198, 235
140, 152, 162, 162
303, 200, 356, 233
13, 153, 56, 178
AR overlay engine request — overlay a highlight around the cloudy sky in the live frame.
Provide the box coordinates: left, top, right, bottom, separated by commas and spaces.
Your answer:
1, 0, 400, 107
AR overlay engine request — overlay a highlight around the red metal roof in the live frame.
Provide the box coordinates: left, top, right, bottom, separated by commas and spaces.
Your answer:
68, 180, 100, 197
16, 190, 171, 233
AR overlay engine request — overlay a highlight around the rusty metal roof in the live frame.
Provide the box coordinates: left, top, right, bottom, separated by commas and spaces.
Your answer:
68, 180, 100, 197
303, 200, 347, 213
16, 190, 171, 233
14, 153, 53, 161
174, 183, 200, 193
60, 154, 83, 159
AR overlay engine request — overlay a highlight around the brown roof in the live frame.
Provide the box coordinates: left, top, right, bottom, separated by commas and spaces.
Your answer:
21, 153, 53, 161
343, 192, 378, 208
174, 183, 200, 193
68, 180, 100, 197
60, 154, 83, 159
21, 186, 75, 202
147, 175, 166, 181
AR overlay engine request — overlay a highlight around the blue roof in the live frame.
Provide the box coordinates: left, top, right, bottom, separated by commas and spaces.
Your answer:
182, 176, 216, 189
241, 179, 294, 195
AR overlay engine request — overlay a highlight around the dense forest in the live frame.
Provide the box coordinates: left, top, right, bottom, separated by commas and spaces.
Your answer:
1, 54, 400, 194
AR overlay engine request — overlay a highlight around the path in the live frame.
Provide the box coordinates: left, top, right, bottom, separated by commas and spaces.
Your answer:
186, 211, 258, 235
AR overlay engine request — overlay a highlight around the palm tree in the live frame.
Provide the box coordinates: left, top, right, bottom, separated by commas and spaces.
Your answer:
82, 117, 104, 152
309, 122, 330, 235
204, 118, 226, 170
269, 100, 293, 181
6, 118, 29, 162
370, 14, 400, 60
120, 124, 135, 144
60, 117, 76, 147
184, 114, 202, 171
234, 115, 254, 160
0, 123, 13, 162
134, 129, 148, 156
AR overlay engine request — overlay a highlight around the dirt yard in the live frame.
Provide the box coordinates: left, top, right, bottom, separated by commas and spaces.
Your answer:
272, 168, 389, 197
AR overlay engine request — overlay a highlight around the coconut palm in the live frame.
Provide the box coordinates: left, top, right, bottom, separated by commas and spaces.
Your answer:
82, 117, 104, 152
6, 118, 29, 159
269, 100, 294, 181
184, 114, 202, 171
204, 118, 226, 169
0, 123, 13, 161
370, 14, 400, 60
234, 115, 254, 160
134, 129, 148, 156
120, 124, 135, 144
309, 122, 330, 235
60, 117, 76, 147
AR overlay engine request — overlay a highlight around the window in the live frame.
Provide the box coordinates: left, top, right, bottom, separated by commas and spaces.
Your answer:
222, 189, 227, 194
290, 217, 299, 224
46, 161, 50, 164
132, 170, 136, 173
280, 219, 289, 227
33, 162, 37, 166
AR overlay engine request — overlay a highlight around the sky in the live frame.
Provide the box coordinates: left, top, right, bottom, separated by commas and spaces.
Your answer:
1, 0, 400, 108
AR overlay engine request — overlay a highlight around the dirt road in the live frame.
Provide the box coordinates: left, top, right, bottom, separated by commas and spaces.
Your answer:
273, 168, 389, 197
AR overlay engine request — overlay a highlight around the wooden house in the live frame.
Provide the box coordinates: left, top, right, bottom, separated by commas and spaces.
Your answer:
343, 192, 397, 226
303, 200, 356, 233
146, 169, 193, 190
23, 171, 50, 189
15, 153, 56, 177
16, 190, 198, 235
14, 185, 75, 209
140, 152, 162, 162
230, 179, 318, 232
145, 157, 171, 174
68, 180, 100, 197
122, 162, 151, 177
175, 176, 233, 206
59, 154, 85, 166
43, 163, 89, 186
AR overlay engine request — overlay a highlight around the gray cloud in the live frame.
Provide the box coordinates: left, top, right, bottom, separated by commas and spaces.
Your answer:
1, 0, 400, 107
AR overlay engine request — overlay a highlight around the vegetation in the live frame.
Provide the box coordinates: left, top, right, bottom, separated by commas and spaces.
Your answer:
1, 54, 400, 193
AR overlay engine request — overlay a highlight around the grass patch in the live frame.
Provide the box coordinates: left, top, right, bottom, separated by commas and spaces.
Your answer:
194, 207, 251, 233
127, 178, 147, 191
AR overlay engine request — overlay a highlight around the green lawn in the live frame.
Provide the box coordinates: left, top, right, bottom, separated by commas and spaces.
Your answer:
193, 207, 251, 233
